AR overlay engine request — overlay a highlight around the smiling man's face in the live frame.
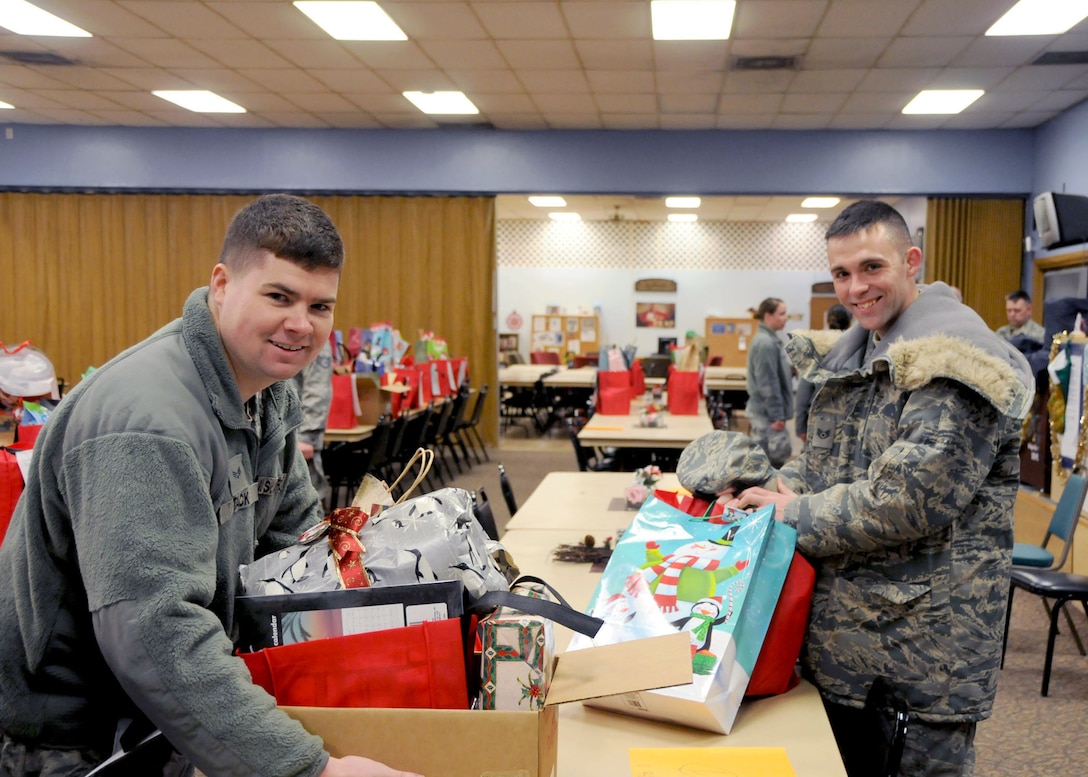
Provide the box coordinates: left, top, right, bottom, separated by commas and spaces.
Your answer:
828, 224, 922, 338
210, 250, 339, 400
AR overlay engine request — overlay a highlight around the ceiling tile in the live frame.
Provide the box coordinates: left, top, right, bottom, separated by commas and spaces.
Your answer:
660, 113, 717, 129
561, 2, 649, 39
371, 69, 456, 91
281, 92, 358, 112
586, 70, 654, 93
532, 93, 598, 113
789, 68, 867, 91
44, 0, 167, 36
781, 92, 849, 113
804, 37, 888, 68
471, 92, 537, 112
997, 65, 1088, 91
517, 69, 590, 92
840, 91, 916, 112
903, 0, 1010, 36
236, 68, 328, 92
0, 66, 74, 90
930, 67, 1012, 89
653, 41, 729, 70
208, 2, 325, 39
117, 1, 247, 38
309, 69, 391, 93
730, 38, 808, 58
447, 69, 524, 92
718, 93, 783, 114
658, 93, 718, 113
23, 65, 137, 91
734, 1, 829, 38
721, 69, 795, 94
87, 109, 165, 126
186, 38, 295, 68
171, 68, 263, 92
419, 40, 507, 70
825, 112, 892, 129
877, 36, 973, 68
655, 70, 724, 94
856, 67, 940, 92
817, 0, 920, 37
488, 112, 546, 129
576, 40, 654, 69
109, 38, 221, 68
595, 93, 656, 113
384, 3, 488, 39
474, 2, 569, 39
270, 41, 363, 70
496, 40, 580, 69
1031, 90, 1088, 112
344, 41, 437, 70
952, 36, 1050, 68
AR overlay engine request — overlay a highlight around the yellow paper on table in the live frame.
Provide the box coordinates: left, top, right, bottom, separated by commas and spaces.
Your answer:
629, 747, 797, 777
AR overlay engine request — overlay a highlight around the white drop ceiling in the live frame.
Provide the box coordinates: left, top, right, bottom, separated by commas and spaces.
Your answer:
0, 1, 1083, 220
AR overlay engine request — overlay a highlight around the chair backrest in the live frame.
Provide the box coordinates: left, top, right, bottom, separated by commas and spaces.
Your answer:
1046, 472, 1088, 568
708, 355, 723, 366
464, 384, 488, 428
530, 351, 561, 365
498, 463, 518, 516
567, 418, 592, 471
472, 487, 500, 541
641, 355, 671, 378
364, 416, 395, 472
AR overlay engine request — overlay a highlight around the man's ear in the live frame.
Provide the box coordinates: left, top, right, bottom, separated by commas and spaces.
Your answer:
905, 245, 923, 277
209, 262, 229, 298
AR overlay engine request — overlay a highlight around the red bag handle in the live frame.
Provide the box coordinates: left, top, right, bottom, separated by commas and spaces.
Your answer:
0, 341, 31, 355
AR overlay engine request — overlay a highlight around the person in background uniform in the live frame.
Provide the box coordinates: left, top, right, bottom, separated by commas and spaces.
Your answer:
677, 201, 1034, 777
293, 338, 334, 512
996, 289, 1045, 348
794, 303, 851, 443
744, 297, 793, 467
0, 194, 420, 777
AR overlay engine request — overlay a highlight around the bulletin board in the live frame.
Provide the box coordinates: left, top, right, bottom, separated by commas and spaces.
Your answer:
705, 317, 756, 369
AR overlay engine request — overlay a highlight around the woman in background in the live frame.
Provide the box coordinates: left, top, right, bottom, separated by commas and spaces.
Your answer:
745, 297, 793, 467
795, 303, 852, 443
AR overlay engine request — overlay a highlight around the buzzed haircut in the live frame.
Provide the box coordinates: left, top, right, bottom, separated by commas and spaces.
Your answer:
219, 193, 344, 272
825, 200, 913, 253
1006, 289, 1031, 304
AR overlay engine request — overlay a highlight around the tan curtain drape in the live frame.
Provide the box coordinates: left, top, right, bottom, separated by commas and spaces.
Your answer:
924, 198, 1025, 328
0, 192, 499, 444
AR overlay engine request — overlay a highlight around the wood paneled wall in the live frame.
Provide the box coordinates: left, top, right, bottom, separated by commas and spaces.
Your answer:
923, 198, 1026, 327
0, 192, 499, 443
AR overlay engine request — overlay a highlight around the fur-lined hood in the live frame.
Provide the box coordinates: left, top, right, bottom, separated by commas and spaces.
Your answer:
787, 283, 1035, 420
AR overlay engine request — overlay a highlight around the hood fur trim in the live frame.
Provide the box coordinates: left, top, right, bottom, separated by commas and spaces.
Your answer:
792, 328, 844, 358
885, 332, 1032, 419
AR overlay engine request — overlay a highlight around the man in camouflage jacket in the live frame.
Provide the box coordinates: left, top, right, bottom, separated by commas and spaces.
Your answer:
678, 201, 1034, 777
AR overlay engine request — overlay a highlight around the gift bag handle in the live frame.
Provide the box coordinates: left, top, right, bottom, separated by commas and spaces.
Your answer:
0, 341, 31, 355
474, 575, 604, 638
387, 447, 434, 503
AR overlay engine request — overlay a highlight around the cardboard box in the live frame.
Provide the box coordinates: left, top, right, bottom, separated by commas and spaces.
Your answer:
282, 632, 692, 777
353, 373, 411, 425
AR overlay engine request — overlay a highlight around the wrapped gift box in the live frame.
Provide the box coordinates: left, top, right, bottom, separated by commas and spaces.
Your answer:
478, 583, 554, 711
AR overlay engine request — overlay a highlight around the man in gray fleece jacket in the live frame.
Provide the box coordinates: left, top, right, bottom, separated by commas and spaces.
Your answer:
0, 195, 419, 777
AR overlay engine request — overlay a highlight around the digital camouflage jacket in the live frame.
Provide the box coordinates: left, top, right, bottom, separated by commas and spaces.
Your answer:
778, 282, 1034, 721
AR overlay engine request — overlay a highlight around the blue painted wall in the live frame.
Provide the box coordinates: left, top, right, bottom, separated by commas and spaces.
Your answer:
0, 124, 1035, 197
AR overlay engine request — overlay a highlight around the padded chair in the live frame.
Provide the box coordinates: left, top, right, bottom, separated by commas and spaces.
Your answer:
530, 350, 561, 365
640, 355, 672, 379
1002, 567, 1088, 695
566, 416, 618, 472
498, 463, 518, 518
1012, 473, 1087, 570
322, 416, 393, 510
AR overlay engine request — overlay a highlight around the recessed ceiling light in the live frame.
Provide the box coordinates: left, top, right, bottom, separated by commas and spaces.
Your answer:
0, 0, 91, 36
529, 196, 567, 208
668, 214, 698, 223
403, 91, 479, 115
0, 99, 13, 109
152, 90, 246, 113
549, 213, 582, 222
986, 0, 1088, 36
786, 214, 818, 223
651, 0, 734, 40
665, 196, 701, 208
902, 89, 984, 115
294, 1, 406, 40
801, 197, 840, 208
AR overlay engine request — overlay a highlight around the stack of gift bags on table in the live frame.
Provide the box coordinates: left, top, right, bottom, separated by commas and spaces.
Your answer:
326, 324, 469, 428
595, 344, 703, 416
234, 453, 603, 717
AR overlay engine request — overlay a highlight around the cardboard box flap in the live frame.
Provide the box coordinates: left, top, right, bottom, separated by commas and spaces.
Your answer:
545, 632, 691, 706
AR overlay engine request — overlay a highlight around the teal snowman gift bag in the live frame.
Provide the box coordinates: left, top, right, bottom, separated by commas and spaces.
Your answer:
567, 495, 795, 734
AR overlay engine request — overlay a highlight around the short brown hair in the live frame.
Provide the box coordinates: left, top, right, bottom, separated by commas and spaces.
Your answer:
219, 194, 344, 272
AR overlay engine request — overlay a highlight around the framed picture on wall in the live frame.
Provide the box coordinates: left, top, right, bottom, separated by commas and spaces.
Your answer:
636, 302, 676, 328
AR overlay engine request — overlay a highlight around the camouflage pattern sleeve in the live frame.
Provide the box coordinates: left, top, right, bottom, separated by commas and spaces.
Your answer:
781, 378, 1014, 558
295, 340, 333, 447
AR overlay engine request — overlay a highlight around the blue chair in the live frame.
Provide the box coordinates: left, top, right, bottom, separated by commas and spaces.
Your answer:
1012, 473, 1087, 570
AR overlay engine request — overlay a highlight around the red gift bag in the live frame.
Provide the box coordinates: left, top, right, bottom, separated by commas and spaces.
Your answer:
434, 359, 453, 398
417, 362, 440, 406
629, 358, 646, 396
387, 369, 419, 418
745, 551, 815, 697
597, 370, 631, 415
326, 373, 359, 429
667, 370, 700, 415
241, 618, 468, 710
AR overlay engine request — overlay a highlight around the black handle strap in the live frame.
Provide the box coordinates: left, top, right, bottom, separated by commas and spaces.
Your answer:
474, 576, 603, 638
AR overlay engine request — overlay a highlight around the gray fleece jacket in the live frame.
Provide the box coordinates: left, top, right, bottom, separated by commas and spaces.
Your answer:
0, 288, 329, 776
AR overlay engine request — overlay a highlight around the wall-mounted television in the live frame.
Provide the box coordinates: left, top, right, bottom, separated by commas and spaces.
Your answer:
1034, 192, 1088, 250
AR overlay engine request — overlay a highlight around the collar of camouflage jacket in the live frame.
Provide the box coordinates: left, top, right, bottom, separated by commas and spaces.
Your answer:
787, 282, 1035, 421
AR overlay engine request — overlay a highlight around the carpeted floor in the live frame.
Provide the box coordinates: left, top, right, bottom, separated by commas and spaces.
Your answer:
441, 433, 1088, 777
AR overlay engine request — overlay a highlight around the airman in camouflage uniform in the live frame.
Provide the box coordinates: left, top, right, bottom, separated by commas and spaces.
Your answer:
678, 201, 1034, 777
292, 339, 334, 511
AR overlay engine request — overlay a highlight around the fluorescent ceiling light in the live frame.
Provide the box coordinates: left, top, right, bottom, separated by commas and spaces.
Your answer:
0, 99, 13, 109
665, 196, 701, 208
668, 214, 698, 223
651, 0, 735, 40
986, 0, 1088, 36
902, 89, 984, 115
549, 212, 582, 222
403, 91, 479, 115
529, 196, 567, 208
786, 214, 818, 223
153, 90, 246, 113
294, 1, 406, 40
0, 0, 91, 36
801, 197, 840, 208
